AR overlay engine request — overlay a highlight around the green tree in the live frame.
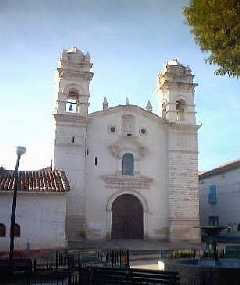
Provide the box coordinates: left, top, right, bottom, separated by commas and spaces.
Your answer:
184, 0, 240, 77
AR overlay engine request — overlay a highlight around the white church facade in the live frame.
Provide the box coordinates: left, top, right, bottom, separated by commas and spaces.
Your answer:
54, 47, 200, 243
0, 47, 201, 251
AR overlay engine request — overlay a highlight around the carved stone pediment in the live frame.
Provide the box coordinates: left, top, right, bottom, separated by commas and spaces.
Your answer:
108, 137, 147, 160
101, 175, 153, 190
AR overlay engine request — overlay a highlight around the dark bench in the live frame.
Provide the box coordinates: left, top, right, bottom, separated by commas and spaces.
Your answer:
0, 257, 32, 274
79, 266, 180, 285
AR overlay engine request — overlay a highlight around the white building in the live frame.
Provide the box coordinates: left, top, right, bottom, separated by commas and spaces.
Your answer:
199, 160, 240, 230
0, 48, 201, 251
0, 167, 70, 250
53, 47, 201, 242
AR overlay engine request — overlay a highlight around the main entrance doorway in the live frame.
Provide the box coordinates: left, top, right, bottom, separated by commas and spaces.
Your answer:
111, 194, 144, 239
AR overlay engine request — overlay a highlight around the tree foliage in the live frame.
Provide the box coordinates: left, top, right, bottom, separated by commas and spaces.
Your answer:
184, 0, 240, 77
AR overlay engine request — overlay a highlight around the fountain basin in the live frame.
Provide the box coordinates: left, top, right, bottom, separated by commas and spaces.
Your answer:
178, 258, 240, 268
165, 258, 240, 285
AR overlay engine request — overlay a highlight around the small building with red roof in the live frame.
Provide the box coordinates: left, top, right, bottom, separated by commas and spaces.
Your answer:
0, 167, 70, 250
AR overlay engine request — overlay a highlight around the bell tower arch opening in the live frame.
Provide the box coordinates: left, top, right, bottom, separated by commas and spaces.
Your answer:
176, 99, 185, 121
111, 194, 144, 239
157, 59, 197, 124
55, 47, 93, 118
66, 88, 79, 112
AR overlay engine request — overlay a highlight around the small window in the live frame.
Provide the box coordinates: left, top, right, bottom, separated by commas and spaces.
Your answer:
208, 216, 219, 226
140, 128, 146, 135
12, 224, 20, 237
110, 126, 116, 133
72, 136, 75, 143
208, 185, 217, 204
0, 224, 6, 237
95, 157, 98, 166
122, 153, 134, 176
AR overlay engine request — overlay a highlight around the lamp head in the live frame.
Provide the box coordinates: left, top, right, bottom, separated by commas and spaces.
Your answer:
16, 146, 26, 157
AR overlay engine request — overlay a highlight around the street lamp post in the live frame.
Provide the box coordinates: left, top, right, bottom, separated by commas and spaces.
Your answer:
9, 146, 26, 266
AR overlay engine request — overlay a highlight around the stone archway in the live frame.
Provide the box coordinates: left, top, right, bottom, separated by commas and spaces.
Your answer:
111, 194, 144, 239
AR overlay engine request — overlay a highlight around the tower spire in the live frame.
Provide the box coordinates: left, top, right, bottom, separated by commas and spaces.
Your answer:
103, 97, 109, 110
157, 59, 197, 124
55, 47, 94, 118
146, 100, 152, 112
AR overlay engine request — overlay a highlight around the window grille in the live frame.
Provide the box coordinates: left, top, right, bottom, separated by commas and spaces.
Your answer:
122, 153, 134, 176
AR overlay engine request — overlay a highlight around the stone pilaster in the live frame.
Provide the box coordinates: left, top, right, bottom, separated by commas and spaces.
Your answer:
168, 124, 200, 242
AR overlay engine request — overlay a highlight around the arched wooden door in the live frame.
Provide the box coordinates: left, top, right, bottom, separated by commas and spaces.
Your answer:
111, 194, 144, 239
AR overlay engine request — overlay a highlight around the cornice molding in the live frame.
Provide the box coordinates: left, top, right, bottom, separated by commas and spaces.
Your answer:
88, 104, 167, 125
101, 174, 153, 191
53, 113, 88, 125
168, 149, 198, 154
58, 71, 94, 81
167, 122, 201, 131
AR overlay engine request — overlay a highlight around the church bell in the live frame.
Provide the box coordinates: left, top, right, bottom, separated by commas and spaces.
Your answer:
69, 103, 73, 111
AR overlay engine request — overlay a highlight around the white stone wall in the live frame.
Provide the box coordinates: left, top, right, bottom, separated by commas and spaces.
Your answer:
0, 193, 66, 251
53, 105, 200, 242
85, 107, 169, 240
53, 50, 200, 242
199, 168, 240, 228
167, 125, 200, 241
53, 115, 88, 240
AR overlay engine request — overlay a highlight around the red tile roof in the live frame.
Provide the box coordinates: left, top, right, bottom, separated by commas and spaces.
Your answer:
199, 160, 240, 179
0, 167, 70, 193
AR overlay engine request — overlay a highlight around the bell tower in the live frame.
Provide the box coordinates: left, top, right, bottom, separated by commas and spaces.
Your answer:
53, 47, 94, 240
55, 47, 93, 117
157, 59, 200, 242
157, 59, 197, 124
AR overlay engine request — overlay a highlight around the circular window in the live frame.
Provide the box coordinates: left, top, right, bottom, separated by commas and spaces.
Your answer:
140, 128, 146, 135
110, 126, 116, 133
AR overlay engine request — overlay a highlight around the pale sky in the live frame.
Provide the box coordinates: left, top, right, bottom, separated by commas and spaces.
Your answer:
0, 0, 239, 171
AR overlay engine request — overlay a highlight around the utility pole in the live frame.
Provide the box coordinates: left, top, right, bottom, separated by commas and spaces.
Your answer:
9, 146, 26, 266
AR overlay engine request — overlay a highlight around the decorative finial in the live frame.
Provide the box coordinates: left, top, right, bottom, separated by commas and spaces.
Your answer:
103, 97, 108, 110
85, 51, 90, 60
146, 100, 152, 112
126, 97, 129, 105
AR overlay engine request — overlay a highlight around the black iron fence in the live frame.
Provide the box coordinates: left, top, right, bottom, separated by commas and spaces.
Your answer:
32, 248, 130, 272
2, 267, 180, 285
2, 246, 240, 284
158, 247, 226, 260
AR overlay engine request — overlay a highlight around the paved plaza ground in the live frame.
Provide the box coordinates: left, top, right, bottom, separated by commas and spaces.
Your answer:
69, 239, 201, 251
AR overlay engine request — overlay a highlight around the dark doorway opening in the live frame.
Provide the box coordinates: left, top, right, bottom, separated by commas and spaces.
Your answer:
111, 194, 144, 239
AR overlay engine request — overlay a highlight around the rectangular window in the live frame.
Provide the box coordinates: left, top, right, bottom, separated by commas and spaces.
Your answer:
122, 153, 134, 176
208, 216, 219, 226
208, 185, 217, 204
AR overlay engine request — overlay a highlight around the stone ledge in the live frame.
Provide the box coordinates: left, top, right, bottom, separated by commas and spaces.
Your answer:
101, 175, 153, 190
